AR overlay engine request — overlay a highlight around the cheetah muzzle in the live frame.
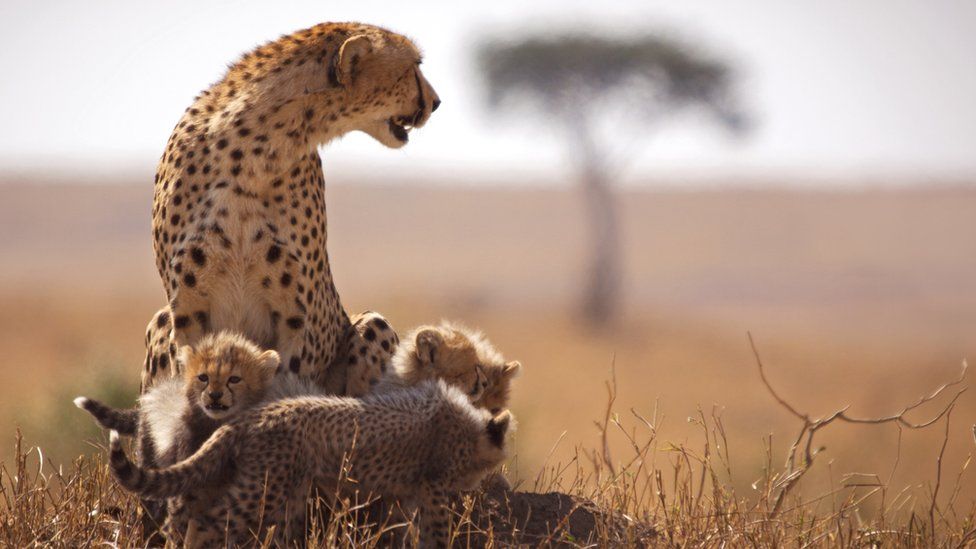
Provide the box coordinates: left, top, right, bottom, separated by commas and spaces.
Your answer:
386, 70, 440, 144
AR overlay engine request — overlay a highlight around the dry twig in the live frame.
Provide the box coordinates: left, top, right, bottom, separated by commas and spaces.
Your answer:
747, 332, 968, 516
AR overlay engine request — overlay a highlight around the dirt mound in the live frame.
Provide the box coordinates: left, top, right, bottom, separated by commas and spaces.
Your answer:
460, 483, 657, 547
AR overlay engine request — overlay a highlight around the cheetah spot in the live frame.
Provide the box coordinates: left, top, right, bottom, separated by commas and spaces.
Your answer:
156, 311, 170, 328
190, 247, 206, 267
286, 316, 304, 330
266, 245, 282, 263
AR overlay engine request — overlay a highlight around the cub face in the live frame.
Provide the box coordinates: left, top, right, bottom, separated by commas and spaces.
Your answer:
396, 321, 520, 410
412, 326, 488, 401
333, 28, 440, 148
475, 361, 520, 415
180, 332, 280, 420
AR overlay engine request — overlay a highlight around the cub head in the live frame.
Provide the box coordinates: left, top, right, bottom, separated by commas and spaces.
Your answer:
475, 361, 521, 415
180, 332, 279, 420
469, 409, 514, 483
329, 25, 440, 148
393, 321, 517, 408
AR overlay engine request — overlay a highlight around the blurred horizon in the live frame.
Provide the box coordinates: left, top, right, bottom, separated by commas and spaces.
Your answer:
2, 181, 975, 501
2, 0, 976, 185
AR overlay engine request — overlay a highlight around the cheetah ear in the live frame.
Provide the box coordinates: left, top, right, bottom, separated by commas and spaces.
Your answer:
503, 361, 521, 378
258, 350, 280, 381
332, 35, 373, 87
414, 328, 443, 368
486, 410, 512, 448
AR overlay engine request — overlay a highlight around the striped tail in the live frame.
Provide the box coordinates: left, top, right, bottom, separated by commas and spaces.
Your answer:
74, 396, 138, 436
108, 426, 236, 500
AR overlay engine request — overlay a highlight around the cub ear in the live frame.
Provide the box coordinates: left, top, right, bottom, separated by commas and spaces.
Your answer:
414, 328, 443, 368
258, 350, 281, 380
503, 361, 521, 378
332, 34, 374, 87
486, 410, 512, 448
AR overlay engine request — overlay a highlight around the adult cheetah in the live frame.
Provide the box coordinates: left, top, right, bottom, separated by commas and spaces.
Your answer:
141, 22, 438, 395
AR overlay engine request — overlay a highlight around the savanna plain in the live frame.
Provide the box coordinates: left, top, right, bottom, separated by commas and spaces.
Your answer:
1, 180, 975, 546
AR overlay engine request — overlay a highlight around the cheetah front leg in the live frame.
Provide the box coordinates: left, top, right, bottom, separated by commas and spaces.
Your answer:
258, 240, 309, 376
165, 233, 240, 372
141, 306, 177, 393
168, 289, 211, 359
174, 492, 243, 549
340, 311, 399, 397
417, 485, 452, 549
166, 242, 216, 358
138, 306, 179, 543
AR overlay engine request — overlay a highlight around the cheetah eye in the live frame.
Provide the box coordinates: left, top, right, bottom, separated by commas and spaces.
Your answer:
197, 374, 209, 383
228, 376, 242, 384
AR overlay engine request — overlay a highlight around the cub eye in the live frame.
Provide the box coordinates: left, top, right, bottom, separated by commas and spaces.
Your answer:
197, 374, 209, 383
228, 376, 242, 384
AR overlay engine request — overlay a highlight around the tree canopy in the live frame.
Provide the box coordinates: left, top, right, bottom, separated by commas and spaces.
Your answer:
478, 34, 745, 132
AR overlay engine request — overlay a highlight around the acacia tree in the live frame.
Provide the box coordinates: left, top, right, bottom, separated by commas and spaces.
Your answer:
478, 34, 745, 326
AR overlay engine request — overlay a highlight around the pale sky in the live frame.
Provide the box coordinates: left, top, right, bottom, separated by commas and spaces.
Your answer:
1, 0, 974, 185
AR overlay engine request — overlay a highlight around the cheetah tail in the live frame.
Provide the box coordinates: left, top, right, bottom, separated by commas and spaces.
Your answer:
109, 425, 237, 500
74, 397, 138, 436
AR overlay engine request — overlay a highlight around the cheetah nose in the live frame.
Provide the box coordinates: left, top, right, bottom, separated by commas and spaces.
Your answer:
431, 98, 441, 112
208, 391, 223, 400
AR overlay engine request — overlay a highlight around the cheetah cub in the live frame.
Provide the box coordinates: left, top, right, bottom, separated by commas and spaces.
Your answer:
109, 381, 513, 548
76, 331, 280, 467
384, 320, 521, 412
77, 331, 279, 539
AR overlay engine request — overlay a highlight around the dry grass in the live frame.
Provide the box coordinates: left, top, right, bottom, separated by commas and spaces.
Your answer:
2, 357, 974, 547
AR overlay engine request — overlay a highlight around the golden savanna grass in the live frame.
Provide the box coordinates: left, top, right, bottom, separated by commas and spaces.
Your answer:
1, 182, 975, 545
1, 357, 973, 546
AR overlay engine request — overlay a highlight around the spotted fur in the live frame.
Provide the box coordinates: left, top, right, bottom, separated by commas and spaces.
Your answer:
109, 381, 511, 547
140, 22, 440, 398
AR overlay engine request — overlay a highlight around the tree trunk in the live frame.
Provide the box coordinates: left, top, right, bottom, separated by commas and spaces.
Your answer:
580, 161, 620, 327
570, 117, 621, 327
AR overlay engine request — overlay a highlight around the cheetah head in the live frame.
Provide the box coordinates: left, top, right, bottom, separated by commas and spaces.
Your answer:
331, 30, 440, 148
179, 332, 280, 420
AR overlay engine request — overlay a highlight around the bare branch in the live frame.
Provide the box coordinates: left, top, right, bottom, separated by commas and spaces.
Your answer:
747, 332, 968, 518
747, 332, 806, 421
750, 332, 967, 430
930, 405, 953, 544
